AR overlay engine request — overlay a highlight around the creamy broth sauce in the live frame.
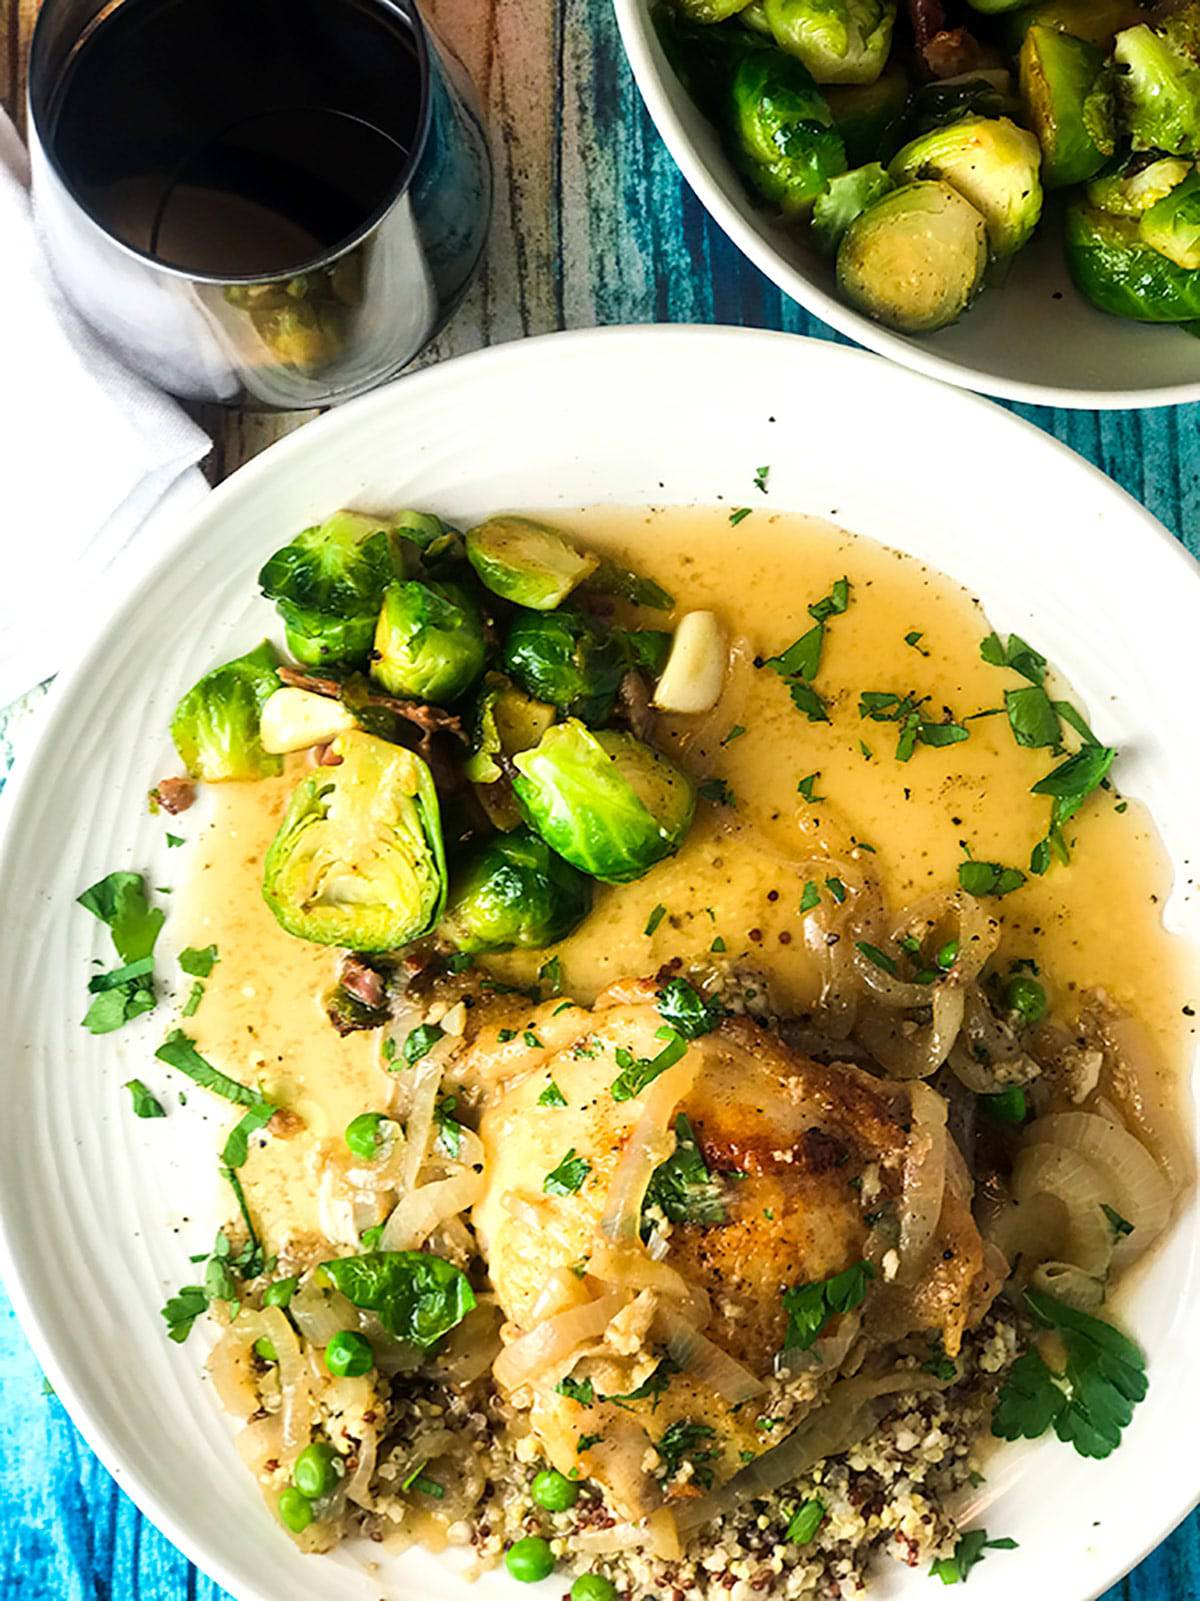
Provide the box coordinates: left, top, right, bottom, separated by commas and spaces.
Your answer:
176, 507, 1195, 1245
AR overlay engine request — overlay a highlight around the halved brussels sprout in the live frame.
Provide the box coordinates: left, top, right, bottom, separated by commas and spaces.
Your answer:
463, 672, 558, 786
262, 730, 446, 950
812, 162, 895, 253
441, 828, 593, 952
1020, 26, 1114, 187
466, 517, 599, 610
837, 180, 989, 332
729, 51, 847, 215
503, 610, 627, 724
759, 0, 896, 84
824, 66, 910, 163
512, 720, 696, 884
372, 580, 488, 704
889, 116, 1044, 257
259, 510, 407, 669
1139, 168, 1200, 267
1114, 17, 1200, 155
171, 641, 283, 781
1065, 200, 1200, 319
1002, 0, 1147, 53
1087, 155, 1193, 215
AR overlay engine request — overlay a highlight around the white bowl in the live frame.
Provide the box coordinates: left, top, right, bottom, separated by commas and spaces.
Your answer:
611, 2, 1200, 409
0, 327, 1195, 1601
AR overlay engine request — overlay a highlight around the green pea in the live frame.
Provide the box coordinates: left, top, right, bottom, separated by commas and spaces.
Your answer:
345, 1111, 392, 1162
980, 1085, 1027, 1124
505, 1536, 556, 1583
1004, 974, 1047, 1025
262, 1275, 298, 1309
531, 1467, 579, 1511
252, 1337, 277, 1363
572, 1577, 617, 1601
277, 1487, 314, 1533
325, 1329, 374, 1377
293, 1442, 342, 1500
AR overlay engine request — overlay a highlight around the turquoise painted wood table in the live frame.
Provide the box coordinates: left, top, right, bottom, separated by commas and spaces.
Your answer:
0, 0, 1198, 1596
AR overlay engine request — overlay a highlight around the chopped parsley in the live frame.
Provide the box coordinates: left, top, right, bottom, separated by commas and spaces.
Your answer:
166, 832, 184, 848
657, 1419, 719, 1488
577, 1433, 603, 1453
711, 935, 726, 953
729, 507, 752, 526
721, 725, 747, 745
611, 1029, 688, 1101
1004, 684, 1061, 750
538, 955, 563, 995
538, 1080, 568, 1108
931, 1529, 1018, 1584
181, 980, 205, 1018
858, 691, 967, 761
760, 578, 851, 724
179, 943, 219, 977
959, 860, 1027, 898
78, 871, 165, 1034
606, 1356, 679, 1410
1029, 743, 1117, 874
523, 1030, 544, 1049
124, 1079, 165, 1119
644, 903, 667, 937
403, 1022, 444, 1065
991, 1289, 1147, 1459
154, 1030, 275, 1168
796, 772, 823, 802
434, 1094, 464, 1159
497, 1028, 517, 1043
544, 1148, 591, 1196
825, 876, 847, 905
781, 1261, 875, 1353
657, 976, 722, 1039
799, 881, 821, 915
556, 1375, 595, 1405
855, 941, 897, 975
980, 631, 1046, 685
698, 777, 736, 807
904, 630, 928, 655
161, 1285, 208, 1343
644, 1113, 727, 1227
785, 1499, 826, 1545
1102, 1203, 1134, 1238
754, 464, 771, 493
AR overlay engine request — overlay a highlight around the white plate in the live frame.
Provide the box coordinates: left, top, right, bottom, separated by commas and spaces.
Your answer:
0, 327, 1196, 1601
611, 1, 1200, 410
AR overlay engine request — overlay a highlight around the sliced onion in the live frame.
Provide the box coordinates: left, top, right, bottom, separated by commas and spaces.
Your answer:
598, 1058, 698, 1245
399, 1052, 446, 1193
895, 1081, 948, 1282
344, 1415, 378, 1508
235, 1413, 284, 1475
572, 1521, 655, 1554
529, 1266, 593, 1324
1030, 1260, 1106, 1310
493, 1290, 627, 1392
435, 1298, 505, 1385
590, 1241, 711, 1328
775, 1310, 861, 1378
654, 1303, 763, 1402
290, 1272, 360, 1346
647, 1507, 682, 1560
855, 982, 965, 1080
381, 1169, 484, 1252
1080, 1003, 1191, 1190
1021, 1111, 1173, 1263
587, 1411, 661, 1520
1010, 1143, 1113, 1276
262, 1305, 312, 1453
207, 1309, 268, 1419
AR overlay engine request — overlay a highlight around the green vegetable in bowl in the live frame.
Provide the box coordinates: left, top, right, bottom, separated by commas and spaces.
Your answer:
756, 0, 896, 84
823, 66, 909, 163
512, 720, 696, 884
503, 610, 627, 724
910, 71, 1020, 132
1138, 167, 1200, 267
1114, 13, 1200, 155
371, 580, 487, 704
1002, 0, 1147, 53
1065, 201, 1200, 319
729, 51, 847, 214
1087, 155, 1192, 215
441, 828, 593, 952
262, 730, 446, 949
258, 510, 406, 669
1019, 27, 1114, 187
888, 116, 1044, 257
171, 641, 283, 782
463, 673, 557, 785
466, 516, 598, 609
812, 162, 895, 252
837, 180, 989, 332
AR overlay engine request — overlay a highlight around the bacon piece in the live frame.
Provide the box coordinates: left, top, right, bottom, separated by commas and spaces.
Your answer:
150, 776, 196, 814
340, 954, 386, 1012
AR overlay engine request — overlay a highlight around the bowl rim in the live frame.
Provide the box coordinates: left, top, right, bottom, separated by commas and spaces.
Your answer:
610, 0, 1200, 412
0, 324, 1197, 1601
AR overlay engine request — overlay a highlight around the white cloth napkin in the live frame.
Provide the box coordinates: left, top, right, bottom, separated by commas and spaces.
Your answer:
0, 110, 212, 707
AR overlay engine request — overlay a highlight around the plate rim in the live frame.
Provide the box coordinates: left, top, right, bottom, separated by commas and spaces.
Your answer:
1, 324, 1197, 1601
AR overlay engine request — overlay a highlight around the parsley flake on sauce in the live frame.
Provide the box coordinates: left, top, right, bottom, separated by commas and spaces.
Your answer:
544, 1149, 591, 1196
781, 1261, 875, 1352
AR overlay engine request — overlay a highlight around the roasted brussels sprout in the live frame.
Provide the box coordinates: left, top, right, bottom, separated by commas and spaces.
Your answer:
1087, 155, 1192, 214
584, 561, 675, 612
259, 510, 406, 669
729, 51, 847, 214
812, 162, 895, 252
889, 116, 1044, 257
1019, 26, 1113, 187
837, 180, 989, 331
512, 720, 696, 884
1002, 0, 1147, 53
824, 66, 910, 163
620, 630, 673, 675
171, 641, 283, 782
1065, 200, 1200, 319
503, 610, 628, 724
371, 580, 488, 704
262, 730, 446, 950
441, 828, 593, 952
1114, 14, 1200, 155
466, 517, 599, 610
758, 0, 896, 84
1139, 168, 1200, 267
394, 510, 460, 557
464, 673, 558, 785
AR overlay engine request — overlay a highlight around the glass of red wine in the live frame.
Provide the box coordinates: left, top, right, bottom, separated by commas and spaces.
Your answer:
28, 0, 492, 408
